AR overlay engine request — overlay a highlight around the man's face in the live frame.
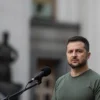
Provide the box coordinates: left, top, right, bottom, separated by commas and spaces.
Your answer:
66, 41, 90, 69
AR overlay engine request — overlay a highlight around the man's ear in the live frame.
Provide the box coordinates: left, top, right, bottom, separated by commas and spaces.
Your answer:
87, 52, 91, 59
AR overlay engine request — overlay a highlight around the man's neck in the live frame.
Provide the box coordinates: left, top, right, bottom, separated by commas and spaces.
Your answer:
70, 65, 89, 77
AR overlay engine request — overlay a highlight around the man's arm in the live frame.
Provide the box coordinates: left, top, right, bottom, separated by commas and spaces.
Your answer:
94, 79, 100, 100
51, 74, 66, 100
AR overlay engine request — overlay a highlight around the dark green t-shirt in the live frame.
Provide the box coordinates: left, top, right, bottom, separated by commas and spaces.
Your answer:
52, 69, 100, 100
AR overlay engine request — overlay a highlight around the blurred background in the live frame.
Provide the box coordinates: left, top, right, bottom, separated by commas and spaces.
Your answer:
0, 0, 100, 100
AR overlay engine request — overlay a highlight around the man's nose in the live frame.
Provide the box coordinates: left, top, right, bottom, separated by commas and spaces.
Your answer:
72, 51, 77, 56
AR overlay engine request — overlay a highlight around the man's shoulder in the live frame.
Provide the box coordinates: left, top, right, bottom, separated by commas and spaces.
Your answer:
88, 69, 100, 81
57, 73, 69, 81
89, 69, 100, 77
88, 69, 100, 91
55, 73, 69, 87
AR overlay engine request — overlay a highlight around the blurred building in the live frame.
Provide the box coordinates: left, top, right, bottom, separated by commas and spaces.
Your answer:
0, 0, 100, 100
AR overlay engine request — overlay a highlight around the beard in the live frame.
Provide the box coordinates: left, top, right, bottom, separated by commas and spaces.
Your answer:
68, 59, 87, 69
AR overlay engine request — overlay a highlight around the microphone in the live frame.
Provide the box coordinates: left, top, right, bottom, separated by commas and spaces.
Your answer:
28, 67, 51, 83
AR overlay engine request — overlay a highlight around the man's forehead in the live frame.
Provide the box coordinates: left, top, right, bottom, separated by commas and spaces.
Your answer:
67, 41, 85, 49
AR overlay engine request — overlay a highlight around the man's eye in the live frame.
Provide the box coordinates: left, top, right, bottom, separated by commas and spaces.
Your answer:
68, 51, 73, 53
77, 50, 83, 53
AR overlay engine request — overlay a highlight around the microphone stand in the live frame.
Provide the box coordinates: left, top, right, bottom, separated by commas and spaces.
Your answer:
2, 79, 41, 100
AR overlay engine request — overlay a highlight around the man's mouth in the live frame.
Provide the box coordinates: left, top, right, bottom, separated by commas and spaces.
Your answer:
72, 60, 79, 62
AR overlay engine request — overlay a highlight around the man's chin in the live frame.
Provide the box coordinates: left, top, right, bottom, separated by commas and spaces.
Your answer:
69, 64, 80, 69
71, 65, 79, 69
68, 61, 87, 69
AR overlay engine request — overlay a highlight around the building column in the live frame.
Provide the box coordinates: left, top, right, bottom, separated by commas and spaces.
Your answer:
79, 0, 100, 73
0, 0, 32, 100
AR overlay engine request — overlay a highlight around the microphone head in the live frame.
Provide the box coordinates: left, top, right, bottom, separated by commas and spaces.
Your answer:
41, 67, 51, 76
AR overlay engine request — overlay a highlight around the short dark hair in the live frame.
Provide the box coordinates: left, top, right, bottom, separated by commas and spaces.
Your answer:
67, 36, 90, 52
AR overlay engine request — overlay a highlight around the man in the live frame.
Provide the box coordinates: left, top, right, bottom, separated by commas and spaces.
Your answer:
52, 36, 100, 100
